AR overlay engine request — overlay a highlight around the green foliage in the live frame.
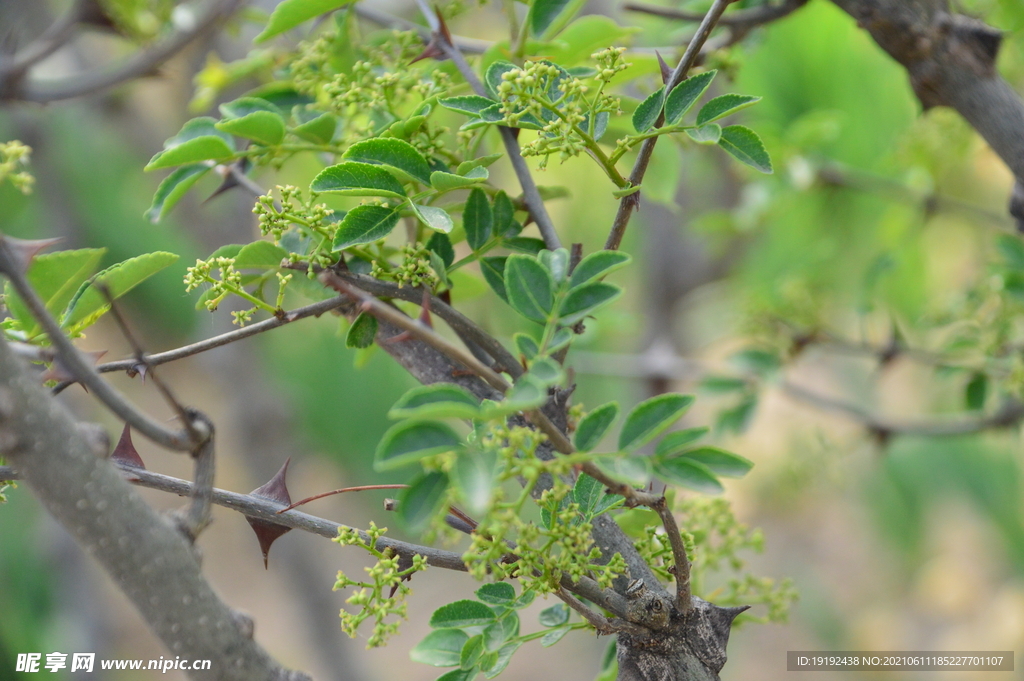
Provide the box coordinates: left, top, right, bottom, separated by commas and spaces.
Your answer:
333, 523, 428, 647
0, 140, 34, 195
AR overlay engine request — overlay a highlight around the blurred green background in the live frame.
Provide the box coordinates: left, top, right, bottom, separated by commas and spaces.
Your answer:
2, 1, 1024, 679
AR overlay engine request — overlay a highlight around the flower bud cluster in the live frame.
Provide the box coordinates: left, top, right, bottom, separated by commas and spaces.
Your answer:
0, 140, 34, 195
372, 243, 438, 289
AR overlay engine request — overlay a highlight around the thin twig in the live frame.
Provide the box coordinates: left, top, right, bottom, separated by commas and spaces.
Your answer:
781, 381, 1024, 437
353, 4, 490, 54
55, 295, 348, 393
427, 9, 563, 251
605, 0, 736, 251
279, 484, 410, 513
651, 499, 692, 612
0, 237, 193, 451
0, 0, 84, 81
624, 0, 807, 29
7, 0, 245, 103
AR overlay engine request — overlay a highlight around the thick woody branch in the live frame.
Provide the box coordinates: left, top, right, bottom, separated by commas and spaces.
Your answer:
605, 0, 736, 251
2, 0, 245, 103
829, 0, 1024, 226
0, 337, 309, 681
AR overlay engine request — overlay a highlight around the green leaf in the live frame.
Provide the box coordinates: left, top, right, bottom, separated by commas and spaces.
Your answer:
431, 167, 489, 192
476, 583, 516, 606
504, 255, 555, 323
513, 333, 539, 360
292, 112, 337, 144
460, 634, 484, 670
596, 453, 651, 487
677, 446, 753, 478
458, 153, 504, 176
483, 642, 521, 679
618, 394, 695, 451
731, 348, 780, 376
311, 162, 406, 198
483, 614, 519, 651
234, 241, 289, 269
484, 374, 548, 417
332, 205, 401, 250
966, 372, 987, 410
716, 395, 757, 435
145, 118, 235, 170
413, 204, 455, 234
654, 427, 709, 457
573, 473, 607, 517
145, 164, 210, 223
503, 237, 546, 255
685, 123, 721, 144
491, 191, 516, 236
574, 402, 619, 452
346, 312, 377, 348
548, 327, 573, 353
718, 125, 773, 174
485, 61, 518, 100
700, 375, 748, 393
569, 251, 630, 288
538, 248, 569, 284
696, 94, 761, 126
4, 248, 106, 337
538, 603, 569, 627
440, 95, 497, 116
389, 384, 481, 420
430, 600, 497, 628
63, 252, 179, 332
530, 0, 588, 38
374, 421, 463, 471
216, 111, 285, 146
411, 629, 469, 667
541, 627, 570, 647
632, 87, 665, 133
559, 281, 621, 325
665, 70, 717, 125
480, 257, 508, 302
997, 234, 1024, 270
438, 670, 476, 681
255, 0, 356, 42
653, 457, 723, 494
343, 138, 432, 184
427, 232, 455, 268
399, 471, 449, 534
464, 188, 493, 251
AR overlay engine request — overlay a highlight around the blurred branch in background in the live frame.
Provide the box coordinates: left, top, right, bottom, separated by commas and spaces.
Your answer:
0, 0, 245, 103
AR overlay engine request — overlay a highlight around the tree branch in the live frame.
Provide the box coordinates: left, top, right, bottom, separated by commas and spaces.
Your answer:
0, 337, 310, 681
624, 0, 807, 29
0, 237, 194, 451
2, 0, 245, 103
427, 10, 563, 251
829, 0, 1024, 228
55, 295, 349, 393
605, 0, 736, 251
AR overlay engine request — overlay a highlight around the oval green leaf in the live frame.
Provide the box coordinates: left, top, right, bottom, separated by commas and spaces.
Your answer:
388, 384, 482, 420
145, 117, 235, 170
345, 311, 377, 348
410, 629, 469, 667
718, 125, 773, 174
569, 251, 631, 288
504, 254, 555, 323
653, 456, 723, 494
664, 70, 717, 125
146, 164, 210, 223
255, 0, 356, 42
464, 187, 493, 251
413, 204, 455, 234
63, 252, 180, 332
431, 167, 489, 192
343, 138, 432, 184
293, 112, 337, 144
559, 281, 621, 325
311, 162, 407, 198
618, 394, 695, 451
374, 420, 462, 471
679, 446, 753, 478
233, 241, 289, 270
538, 603, 569, 627
430, 600, 498, 628
574, 401, 619, 452
685, 123, 721, 144
398, 471, 449, 534
332, 205, 401, 250
476, 583, 516, 606
654, 427, 709, 457
215, 110, 285, 146
696, 94, 761, 126
440, 95, 498, 116
632, 87, 665, 133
